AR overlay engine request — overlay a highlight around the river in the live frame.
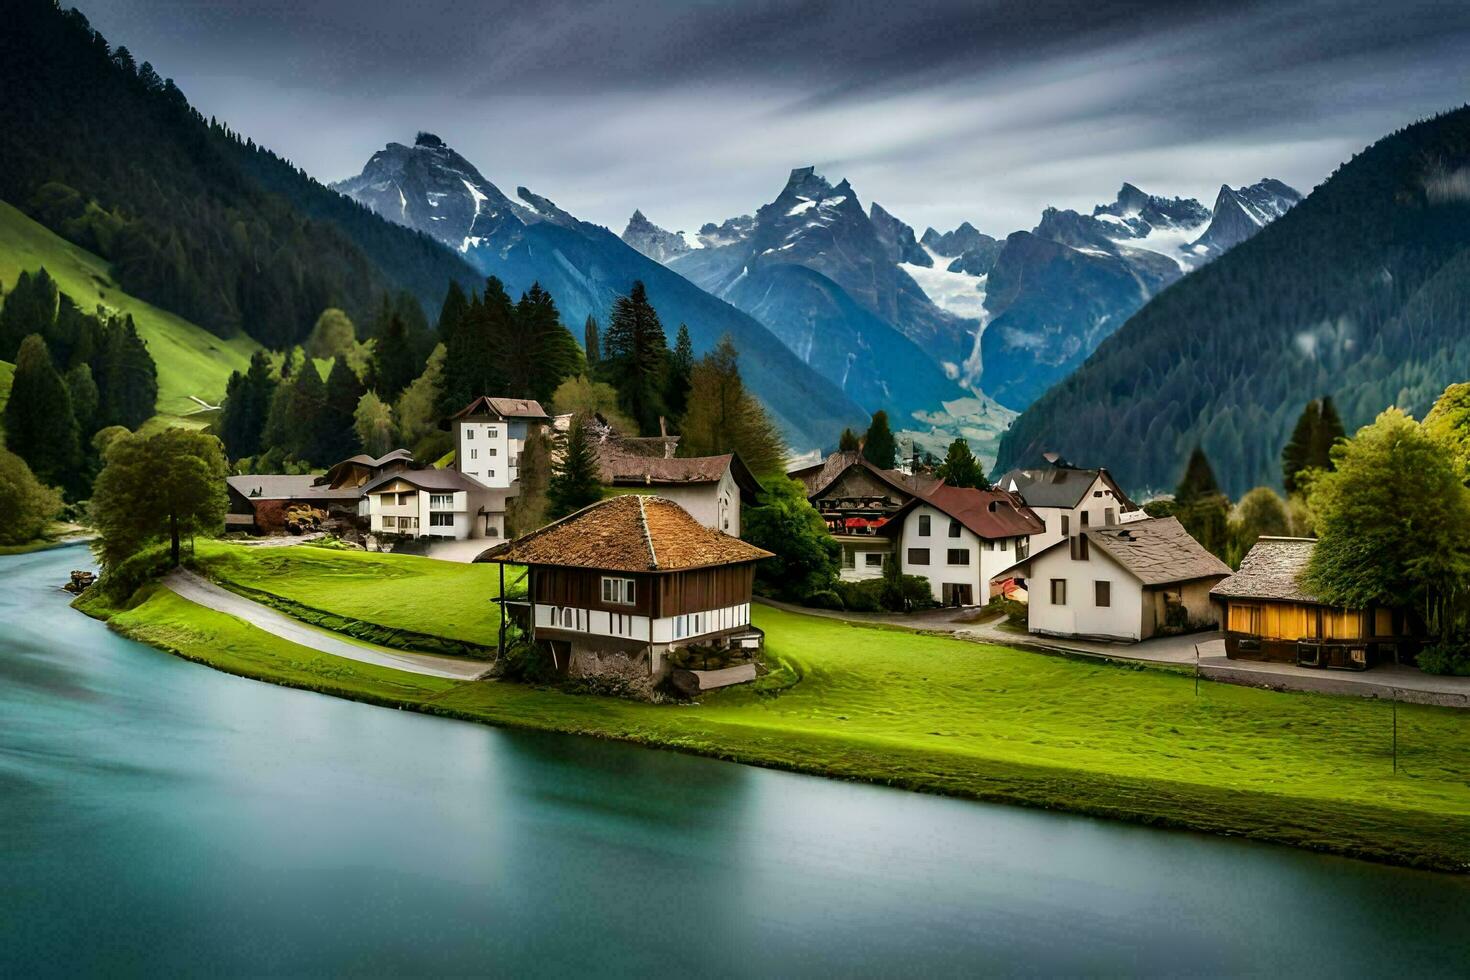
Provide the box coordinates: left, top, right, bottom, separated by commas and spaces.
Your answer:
3, 545, 1468, 976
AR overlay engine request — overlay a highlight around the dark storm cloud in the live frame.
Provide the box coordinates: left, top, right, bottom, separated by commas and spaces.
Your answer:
71, 0, 1470, 235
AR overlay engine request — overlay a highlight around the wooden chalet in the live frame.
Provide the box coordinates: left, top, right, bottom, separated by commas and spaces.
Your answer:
790, 451, 940, 577
476, 495, 773, 688
1210, 537, 1418, 670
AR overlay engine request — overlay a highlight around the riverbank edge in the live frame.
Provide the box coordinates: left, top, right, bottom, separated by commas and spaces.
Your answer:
0, 532, 95, 556
73, 586, 1470, 875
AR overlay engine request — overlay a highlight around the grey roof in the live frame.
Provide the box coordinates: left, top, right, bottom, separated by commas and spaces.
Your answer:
450, 395, 550, 421
226, 474, 359, 502
997, 466, 1134, 510
1082, 517, 1232, 586
1210, 537, 1321, 603
360, 468, 486, 494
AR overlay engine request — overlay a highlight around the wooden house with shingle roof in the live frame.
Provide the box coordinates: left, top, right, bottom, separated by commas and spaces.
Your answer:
1210, 537, 1418, 669
476, 495, 772, 686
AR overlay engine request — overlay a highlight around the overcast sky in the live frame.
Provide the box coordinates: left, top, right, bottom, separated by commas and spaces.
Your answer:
73, 0, 1470, 237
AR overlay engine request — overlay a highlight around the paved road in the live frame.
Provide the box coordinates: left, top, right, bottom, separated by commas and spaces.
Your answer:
162, 570, 491, 681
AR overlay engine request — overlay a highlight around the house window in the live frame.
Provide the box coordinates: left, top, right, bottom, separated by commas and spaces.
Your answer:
983, 540, 994, 551
1070, 535, 1090, 561
1051, 579, 1066, 605
946, 549, 970, 566
1105, 507, 1115, 526
398, 491, 414, 506
999, 538, 1009, 551
1095, 581, 1111, 607
918, 515, 931, 536
864, 552, 884, 568
488, 447, 498, 456
601, 576, 636, 605
401, 517, 418, 530
907, 548, 930, 566
382, 516, 397, 529
1080, 511, 1090, 528
430, 512, 454, 528
429, 493, 453, 509
1061, 514, 1070, 536
841, 548, 855, 569
487, 426, 499, 437
470, 449, 478, 460
949, 519, 961, 538
465, 429, 474, 440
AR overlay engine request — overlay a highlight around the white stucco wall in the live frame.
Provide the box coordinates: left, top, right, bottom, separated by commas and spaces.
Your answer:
838, 540, 891, 581
367, 485, 502, 541
1023, 543, 1145, 641
535, 601, 751, 644
656, 470, 742, 536
895, 504, 1024, 604
1015, 474, 1132, 557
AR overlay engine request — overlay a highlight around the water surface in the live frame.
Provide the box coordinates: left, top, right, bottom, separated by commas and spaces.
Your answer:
3, 545, 1468, 976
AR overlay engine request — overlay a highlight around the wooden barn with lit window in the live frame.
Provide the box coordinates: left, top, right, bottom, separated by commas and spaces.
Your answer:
476, 495, 773, 694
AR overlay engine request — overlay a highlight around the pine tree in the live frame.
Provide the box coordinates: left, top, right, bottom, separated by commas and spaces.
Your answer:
666, 323, 694, 421
218, 350, 277, 461
396, 343, 446, 450
1174, 445, 1230, 557
505, 426, 552, 536
3, 334, 80, 489
679, 336, 786, 477
1282, 397, 1346, 494
838, 427, 861, 452
280, 360, 328, 464
862, 410, 897, 469
510, 283, 583, 404
1175, 445, 1222, 506
320, 356, 365, 462
437, 281, 470, 341
936, 438, 987, 488
602, 280, 669, 435
65, 362, 99, 439
437, 277, 513, 417
0, 268, 58, 361
371, 311, 418, 401
584, 315, 601, 374
547, 413, 604, 519
93, 315, 157, 430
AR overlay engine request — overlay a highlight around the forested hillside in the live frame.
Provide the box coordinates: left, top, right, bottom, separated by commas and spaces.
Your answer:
996, 106, 1470, 497
0, 0, 478, 350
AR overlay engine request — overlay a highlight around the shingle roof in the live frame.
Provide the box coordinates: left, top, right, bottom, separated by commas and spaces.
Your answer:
450, 395, 550, 421
1082, 517, 1232, 586
881, 484, 1044, 540
226, 474, 361, 502
599, 449, 764, 499
476, 495, 772, 572
360, 468, 487, 495
1210, 537, 1320, 603
797, 451, 939, 501
314, 449, 414, 487
997, 465, 1134, 510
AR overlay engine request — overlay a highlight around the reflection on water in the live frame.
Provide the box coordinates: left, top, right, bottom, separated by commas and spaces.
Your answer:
3, 545, 1468, 976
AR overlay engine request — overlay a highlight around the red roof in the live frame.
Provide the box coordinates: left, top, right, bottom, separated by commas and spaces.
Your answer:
880, 484, 1044, 540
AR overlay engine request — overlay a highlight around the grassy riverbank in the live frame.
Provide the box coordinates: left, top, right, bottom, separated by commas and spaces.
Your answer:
83, 571, 1470, 872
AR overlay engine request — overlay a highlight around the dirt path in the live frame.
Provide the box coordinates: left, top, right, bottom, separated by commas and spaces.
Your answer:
162, 570, 491, 681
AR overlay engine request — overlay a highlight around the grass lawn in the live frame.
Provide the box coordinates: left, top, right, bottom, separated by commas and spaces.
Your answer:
0, 359, 13, 415
92, 567, 1470, 872
190, 541, 506, 648
0, 200, 259, 420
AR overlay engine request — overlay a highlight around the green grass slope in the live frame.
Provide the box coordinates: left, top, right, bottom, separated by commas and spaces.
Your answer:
0, 201, 258, 421
0, 358, 13, 416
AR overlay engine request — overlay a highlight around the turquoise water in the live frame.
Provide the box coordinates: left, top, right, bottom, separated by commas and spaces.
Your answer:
3, 545, 1469, 976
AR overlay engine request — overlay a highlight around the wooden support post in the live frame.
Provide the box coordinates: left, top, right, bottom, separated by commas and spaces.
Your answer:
498, 562, 506, 657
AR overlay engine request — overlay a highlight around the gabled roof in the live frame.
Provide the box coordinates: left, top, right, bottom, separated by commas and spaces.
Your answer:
226, 474, 359, 502
879, 484, 1044, 540
600, 450, 764, 500
450, 395, 550, 421
360, 468, 487, 495
476, 495, 772, 572
996, 465, 1136, 511
1002, 517, 1230, 586
797, 451, 938, 501
1210, 537, 1321, 603
314, 449, 414, 487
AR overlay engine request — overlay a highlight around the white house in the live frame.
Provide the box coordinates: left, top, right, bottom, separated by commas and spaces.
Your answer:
361, 468, 500, 540
449, 395, 552, 492
600, 451, 762, 537
789, 451, 941, 581
996, 459, 1139, 555
879, 485, 1045, 606
995, 516, 1231, 642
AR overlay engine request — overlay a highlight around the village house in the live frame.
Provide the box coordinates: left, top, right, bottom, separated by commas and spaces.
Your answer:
476, 495, 772, 695
996, 455, 1139, 555
877, 484, 1044, 606
996, 516, 1231, 642
790, 451, 940, 579
1210, 537, 1418, 670
224, 474, 362, 535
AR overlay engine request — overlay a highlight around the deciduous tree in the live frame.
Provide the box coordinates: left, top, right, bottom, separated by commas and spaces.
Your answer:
742, 477, 839, 602
91, 427, 228, 568
679, 336, 786, 478
0, 448, 63, 546
352, 391, 397, 457
551, 374, 635, 435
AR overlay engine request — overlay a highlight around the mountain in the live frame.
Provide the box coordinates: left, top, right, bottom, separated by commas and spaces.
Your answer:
621, 210, 695, 263
621, 167, 991, 455
0, 1, 481, 351
333, 138, 865, 449
995, 106, 1470, 498
970, 179, 1298, 408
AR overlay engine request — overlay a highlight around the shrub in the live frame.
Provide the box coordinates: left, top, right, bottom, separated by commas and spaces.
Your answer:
987, 594, 1028, 628
498, 631, 558, 684
802, 588, 844, 610
1417, 643, 1470, 676
836, 579, 884, 612
98, 542, 174, 601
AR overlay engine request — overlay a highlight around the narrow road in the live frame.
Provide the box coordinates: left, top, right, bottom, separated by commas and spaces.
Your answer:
162, 570, 491, 681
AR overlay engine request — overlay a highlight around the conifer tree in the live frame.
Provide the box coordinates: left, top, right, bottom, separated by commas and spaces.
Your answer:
838, 427, 861, 452
437, 281, 469, 341
93, 315, 157, 430
1282, 396, 1345, 494
371, 311, 418, 401
1174, 445, 1230, 557
584, 315, 601, 374
602, 281, 669, 435
3, 335, 80, 489
0, 268, 58, 361
510, 283, 583, 404
862, 410, 897, 469
218, 350, 276, 461
65, 362, 99, 440
272, 360, 328, 463
547, 413, 604, 519
1175, 445, 1222, 506
679, 336, 786, 477
936, 438, 987, 488
396, 343, 446, 449
320, 356, 366, 462
438, 277, 513, 417
666, 323, 694, 422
